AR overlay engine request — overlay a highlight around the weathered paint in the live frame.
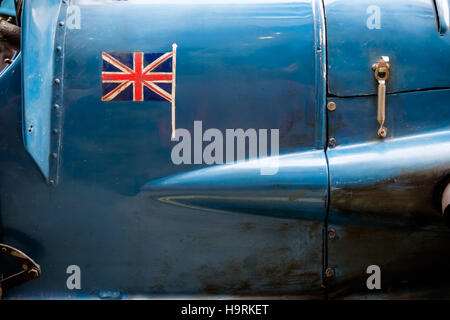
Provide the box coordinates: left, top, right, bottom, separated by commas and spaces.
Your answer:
21, 0, 61, 180
2, 0, 328, 298
327, 89, 450, 145
1, 0, 450, 299
143, 150, 328, 221
325, 0, 450, 96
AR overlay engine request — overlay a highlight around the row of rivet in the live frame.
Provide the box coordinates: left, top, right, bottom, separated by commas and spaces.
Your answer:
327, 101, 337, 149
325, 228, 337, 280
49, 0, 68, 186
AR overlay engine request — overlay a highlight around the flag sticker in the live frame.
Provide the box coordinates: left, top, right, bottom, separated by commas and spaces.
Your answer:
101, 43, 178, 138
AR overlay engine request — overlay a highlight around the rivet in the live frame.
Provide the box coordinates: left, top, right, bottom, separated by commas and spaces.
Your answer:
1, 247, 6, 253
328, 228, 336, 239
4, 58, 12, 64
49, 180, 55, 186
328, 137, 337, 148
52, 129, 59, 135
325, 267, 335, 278
327, 101, 336, 111
59, 21, 65, 27
56, 46, 62, 52
53, 104, 60, 110
51, 153, 58, 160
54, 78, 60, 85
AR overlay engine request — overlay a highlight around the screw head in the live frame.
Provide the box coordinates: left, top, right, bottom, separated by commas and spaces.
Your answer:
325, 267, 335, 278
56, 46, 62, 52
328, 137, 337, 148
53, 104, 60, 110
328, 228, 336, 239
59, 21, 65, 26
327, 101, 336, 111
54, 78, 60, 85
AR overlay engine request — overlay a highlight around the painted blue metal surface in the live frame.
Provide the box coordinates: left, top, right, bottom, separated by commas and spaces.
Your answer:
0, 0, 15, 16
143, 150, 328, 221
327, 89, 450, 145
312, 0, 327, 148
325, 0, 450, 96
323, 0, 450, 297
327, 130, 450, 226
1, 0, 450, 299
61, 0, 327, 193
435, 0, 450, 35
21, 0, 61, 181
1, 0, 329, 298
326, 130, 450, 296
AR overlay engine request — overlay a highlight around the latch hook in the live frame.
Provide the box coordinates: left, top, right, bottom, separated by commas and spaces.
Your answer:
0, 244, 41, 299
372, 56, 390, 138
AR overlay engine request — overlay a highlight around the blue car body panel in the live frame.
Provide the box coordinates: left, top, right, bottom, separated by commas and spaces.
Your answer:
324, 0, 450, 296
325, 0, 450, 96
0, 0, 15, 17
1, 0, 450, 299
21, 0, 61, 181
1, 0, 329, 298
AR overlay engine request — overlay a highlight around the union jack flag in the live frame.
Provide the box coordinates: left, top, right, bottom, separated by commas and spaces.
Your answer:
101, 44, 178, 138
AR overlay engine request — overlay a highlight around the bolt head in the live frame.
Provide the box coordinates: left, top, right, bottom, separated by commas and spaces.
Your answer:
325, 267, 335, 278
328, 137, 337, 148
328, 228, 336, 239
327, 101, 336, 111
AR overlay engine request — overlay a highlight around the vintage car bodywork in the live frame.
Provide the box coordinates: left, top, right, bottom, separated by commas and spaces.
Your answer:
0, 0, 449, 299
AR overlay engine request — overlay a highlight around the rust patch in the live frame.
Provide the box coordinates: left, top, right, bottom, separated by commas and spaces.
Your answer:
197, 259, 321, 295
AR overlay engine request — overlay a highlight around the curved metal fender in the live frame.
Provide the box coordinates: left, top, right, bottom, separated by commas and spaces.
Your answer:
328, 130, 450, 228
142, 150, 329, 221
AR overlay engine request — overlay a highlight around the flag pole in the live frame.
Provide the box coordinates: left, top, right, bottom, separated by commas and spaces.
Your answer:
171, 43, 177, 140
